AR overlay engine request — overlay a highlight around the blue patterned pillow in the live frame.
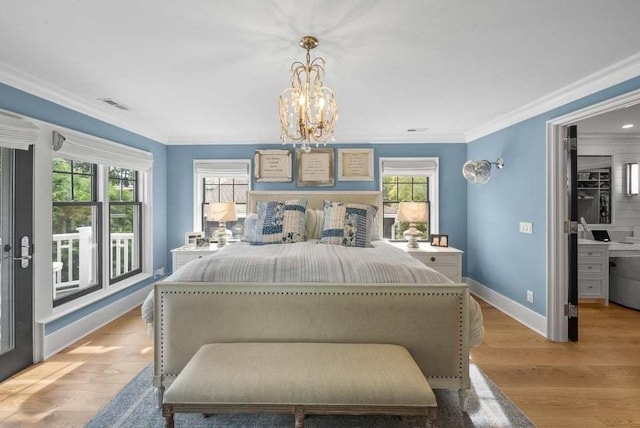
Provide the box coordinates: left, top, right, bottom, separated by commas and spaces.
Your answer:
251, 199, 307, 245
320, 201, 378, 247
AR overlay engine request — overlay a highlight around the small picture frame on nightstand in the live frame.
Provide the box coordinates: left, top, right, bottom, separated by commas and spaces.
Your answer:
430, 234, 449, 247
195, 237, 209, 248
185, 231, 204, 248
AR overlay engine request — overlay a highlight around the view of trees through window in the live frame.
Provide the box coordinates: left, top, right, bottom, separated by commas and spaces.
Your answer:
52, 159, 141, 304
382, 175, 429, 239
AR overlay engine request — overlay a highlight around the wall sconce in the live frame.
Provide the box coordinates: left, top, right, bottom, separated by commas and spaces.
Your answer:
626, 163, 639, 196
462, 157, 505, 185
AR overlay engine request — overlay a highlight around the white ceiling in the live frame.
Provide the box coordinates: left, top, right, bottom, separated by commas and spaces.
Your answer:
2, 0, 640, 145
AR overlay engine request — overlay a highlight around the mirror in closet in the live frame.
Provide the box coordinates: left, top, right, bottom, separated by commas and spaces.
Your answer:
577, 155, 612, 224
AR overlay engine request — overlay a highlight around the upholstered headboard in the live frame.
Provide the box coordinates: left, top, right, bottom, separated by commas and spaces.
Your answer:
247, 191, 383, 233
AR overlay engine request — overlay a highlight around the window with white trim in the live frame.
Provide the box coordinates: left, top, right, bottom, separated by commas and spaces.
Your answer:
380, 158, 439, 240
51, 130, 152, 306
194, 160, 251, 239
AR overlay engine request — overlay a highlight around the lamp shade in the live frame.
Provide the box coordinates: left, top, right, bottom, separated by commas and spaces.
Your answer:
208, 202, 237, 222
396, 202, 428, 223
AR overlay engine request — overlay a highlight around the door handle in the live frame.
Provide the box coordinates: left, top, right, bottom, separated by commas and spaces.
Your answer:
13, 236, 31, 268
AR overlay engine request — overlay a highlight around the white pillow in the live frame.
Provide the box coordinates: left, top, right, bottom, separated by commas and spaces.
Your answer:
305, 209, 324, 239
242, 213, 259, 242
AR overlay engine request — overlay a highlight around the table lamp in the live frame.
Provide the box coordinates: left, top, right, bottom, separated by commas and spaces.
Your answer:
397, 201, 429, 249
208, 202, 237, 247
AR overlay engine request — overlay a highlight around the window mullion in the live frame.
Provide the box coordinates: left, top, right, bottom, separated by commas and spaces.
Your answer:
98, 165, 109, 290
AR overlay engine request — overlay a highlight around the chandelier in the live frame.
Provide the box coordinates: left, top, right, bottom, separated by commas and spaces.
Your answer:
279, 36, 338, 152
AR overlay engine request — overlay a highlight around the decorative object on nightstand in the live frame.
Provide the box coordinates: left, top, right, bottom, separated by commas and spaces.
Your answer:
208, 202, 237, 248
430, 234, 449, 247
231, 222, 244, 239
396, 201, 428, 249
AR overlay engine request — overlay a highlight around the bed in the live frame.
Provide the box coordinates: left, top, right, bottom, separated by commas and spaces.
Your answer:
147, 191, 484, 409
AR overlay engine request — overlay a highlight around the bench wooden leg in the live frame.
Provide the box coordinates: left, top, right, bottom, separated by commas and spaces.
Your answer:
459, 388, 470, 412
294, 407, 305, 428
162, 404, 174, 428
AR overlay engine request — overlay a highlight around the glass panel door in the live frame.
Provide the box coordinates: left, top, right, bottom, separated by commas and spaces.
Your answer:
0, 146, 34, 381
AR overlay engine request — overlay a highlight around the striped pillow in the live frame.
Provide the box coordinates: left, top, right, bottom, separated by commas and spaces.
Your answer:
320, 201, 378, 247
251, 199, 307, 245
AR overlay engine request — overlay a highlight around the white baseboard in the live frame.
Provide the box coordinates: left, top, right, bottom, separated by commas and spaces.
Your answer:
464, 277, 547, 338
41, 284, 153, 360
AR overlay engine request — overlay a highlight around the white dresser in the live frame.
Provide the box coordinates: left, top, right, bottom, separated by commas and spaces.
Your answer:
171, 246, 219, 272
388, 241, 463, 281
577, 239, 609, 305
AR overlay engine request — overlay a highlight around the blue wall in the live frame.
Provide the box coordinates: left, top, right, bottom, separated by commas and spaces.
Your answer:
167, 142, 469, 271
467, 76, 640, 316
0, 82, 168, 314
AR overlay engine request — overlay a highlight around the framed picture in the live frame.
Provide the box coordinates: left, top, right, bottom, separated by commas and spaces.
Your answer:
430, 234, 449, 247
254, 149, 292, 182
185, 231, 204, 248
338, 148, 374, 181
296, 148, 334, 187
195, 237, 209, 248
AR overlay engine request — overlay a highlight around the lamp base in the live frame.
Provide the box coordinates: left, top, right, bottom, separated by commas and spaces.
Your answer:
214, 223, 231, 248
403, 225, 422, 249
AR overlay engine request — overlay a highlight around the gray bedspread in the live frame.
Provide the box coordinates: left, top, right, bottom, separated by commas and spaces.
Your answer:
142, 240, 484, 345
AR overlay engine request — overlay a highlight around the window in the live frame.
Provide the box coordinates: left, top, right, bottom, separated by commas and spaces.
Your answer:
51, 130, 152, 307
52, 159, 102, 305
194, 160, 250, 239
108, 167, 142, 284
380, 158, 439, 240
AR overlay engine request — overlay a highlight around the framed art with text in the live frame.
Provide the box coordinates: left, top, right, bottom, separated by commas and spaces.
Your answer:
338, 148, 374, 181
254, 149, 292, 182
296, 148, 334, 187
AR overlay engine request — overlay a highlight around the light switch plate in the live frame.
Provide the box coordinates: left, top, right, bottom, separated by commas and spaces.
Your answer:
519, 222, 533, 234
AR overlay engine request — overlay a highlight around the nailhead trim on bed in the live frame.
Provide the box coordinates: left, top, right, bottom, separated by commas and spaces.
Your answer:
159, 288, 466, 380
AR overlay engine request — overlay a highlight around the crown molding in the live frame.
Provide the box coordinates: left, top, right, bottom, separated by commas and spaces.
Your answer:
0, 61, 167, 143
465, 52, 640, 142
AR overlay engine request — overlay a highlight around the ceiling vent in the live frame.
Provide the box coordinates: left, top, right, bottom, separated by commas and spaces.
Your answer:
406, 128, 428, 133
98, 98, 130, 111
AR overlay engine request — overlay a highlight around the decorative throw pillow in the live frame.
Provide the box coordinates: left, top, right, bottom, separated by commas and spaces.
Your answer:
251, 199, 307, 245
320, 201, 378, 247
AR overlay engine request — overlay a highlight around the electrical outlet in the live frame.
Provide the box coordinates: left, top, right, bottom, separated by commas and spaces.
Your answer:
519, 222, 533, 234
526, 290, 534, 303
154, 267, 165, 278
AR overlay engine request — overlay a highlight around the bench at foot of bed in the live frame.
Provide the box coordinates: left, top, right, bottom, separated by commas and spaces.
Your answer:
162, 342, 438, 428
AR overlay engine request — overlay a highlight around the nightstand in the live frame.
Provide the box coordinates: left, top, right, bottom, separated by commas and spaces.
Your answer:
171, 245, 219, 272
388, 241, 463, 281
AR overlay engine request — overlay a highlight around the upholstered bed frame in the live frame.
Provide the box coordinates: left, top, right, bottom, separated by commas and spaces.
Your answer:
152, 191, 473, 408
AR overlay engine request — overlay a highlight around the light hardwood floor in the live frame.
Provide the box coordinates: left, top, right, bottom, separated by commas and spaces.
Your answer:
0, 299, 639, 427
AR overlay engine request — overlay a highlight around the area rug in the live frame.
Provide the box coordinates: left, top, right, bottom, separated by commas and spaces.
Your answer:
86, 363, 534, 427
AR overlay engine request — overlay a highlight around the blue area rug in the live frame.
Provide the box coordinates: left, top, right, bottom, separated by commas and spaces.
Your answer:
86, 363, 534, 427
